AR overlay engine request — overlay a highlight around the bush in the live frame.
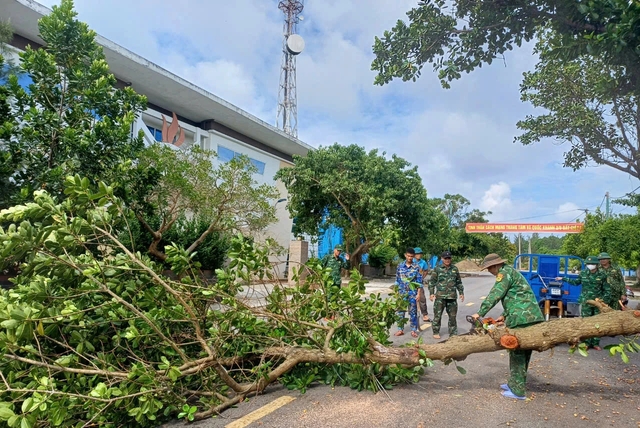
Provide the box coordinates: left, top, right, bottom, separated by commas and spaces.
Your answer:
367, 244, 397, 269
121, 215, 230, 271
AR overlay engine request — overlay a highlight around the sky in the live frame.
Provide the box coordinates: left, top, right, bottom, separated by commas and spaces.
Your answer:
35, 0, 640, 228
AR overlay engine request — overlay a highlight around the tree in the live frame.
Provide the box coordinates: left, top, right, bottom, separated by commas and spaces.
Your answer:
275, 143, 445, 264
0, 0, 147, 209
516, 36, 640, 179
129, 144, 279, 262
0, 21, 17, 205
563, 210, 640, 272
371, 0, 640, 92
0, 20, 16, 79
530, 234, 565, 255
0, 177, 638, 425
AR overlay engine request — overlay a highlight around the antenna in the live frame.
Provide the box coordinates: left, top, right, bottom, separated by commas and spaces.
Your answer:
276, 0, 305, 138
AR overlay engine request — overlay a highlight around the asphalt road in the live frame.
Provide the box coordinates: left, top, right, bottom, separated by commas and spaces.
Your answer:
175, 274, 640, 428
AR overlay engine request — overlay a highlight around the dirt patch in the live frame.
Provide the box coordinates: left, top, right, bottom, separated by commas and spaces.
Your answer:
456, 259, 482, 272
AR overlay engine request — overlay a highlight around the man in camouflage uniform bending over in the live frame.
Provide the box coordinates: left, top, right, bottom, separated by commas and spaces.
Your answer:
320, 244, 350, 299
473, 253, 544, 400
557, 255, 609, 350
428, 251, 464, 339
598, 252, 626, 310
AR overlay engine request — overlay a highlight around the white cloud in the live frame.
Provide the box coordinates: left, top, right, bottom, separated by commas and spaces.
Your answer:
479, 182, 515, 220
166, 58, 271, 120
554, 202, 582, 222
32, 0, 640, 223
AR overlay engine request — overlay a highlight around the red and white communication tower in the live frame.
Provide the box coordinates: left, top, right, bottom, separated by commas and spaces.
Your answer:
276, 0, 305, 138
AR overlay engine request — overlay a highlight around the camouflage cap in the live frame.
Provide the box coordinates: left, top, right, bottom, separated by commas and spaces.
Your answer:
480, 253, 507, 270
334, 244, 344, 251
597, 252, 611, 260
585, 255, 600, 264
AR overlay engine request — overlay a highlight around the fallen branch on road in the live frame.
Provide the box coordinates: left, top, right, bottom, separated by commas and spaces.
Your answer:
2, 188, 639, 425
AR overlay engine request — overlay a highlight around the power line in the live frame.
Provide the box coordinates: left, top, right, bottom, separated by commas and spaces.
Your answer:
609, 185, 640, 200
487, 192, 616, 224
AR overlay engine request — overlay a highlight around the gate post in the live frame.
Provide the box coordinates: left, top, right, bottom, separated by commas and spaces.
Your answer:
288, 239, 309, 287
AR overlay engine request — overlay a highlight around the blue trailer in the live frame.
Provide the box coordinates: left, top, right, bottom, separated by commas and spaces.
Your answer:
514, 254, 584, 320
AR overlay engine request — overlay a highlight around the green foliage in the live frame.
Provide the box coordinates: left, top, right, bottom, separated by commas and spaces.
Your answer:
367, 244, 397, 269
530, 234, 565, 255
0, 0, 147, 209
129, 143, 279, 261
562, 210, 640, 270
0, 176, 427, 425
0, 20, 18, 81
372, 0, 640, 93
605, 336, 640, 364
275, 143, 446, 261
0, 20, 11, 48
120, 214, 230, 271
516, 35, 640, 179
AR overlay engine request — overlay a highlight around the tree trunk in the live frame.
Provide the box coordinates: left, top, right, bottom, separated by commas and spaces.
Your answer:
349, 240, 370, 268
194, 301, 640, 420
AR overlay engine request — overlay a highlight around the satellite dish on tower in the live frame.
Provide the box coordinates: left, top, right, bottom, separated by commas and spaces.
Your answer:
286, 34, 305, 55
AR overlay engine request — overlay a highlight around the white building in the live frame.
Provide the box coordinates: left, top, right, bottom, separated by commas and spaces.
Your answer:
0, 0, 313, 276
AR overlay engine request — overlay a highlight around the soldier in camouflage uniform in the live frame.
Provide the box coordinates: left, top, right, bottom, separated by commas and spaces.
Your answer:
473, 253, 544, 400
395, 247, 423, 338
598, 252, 626, 310
428, 251, 464, 339
557, 255, 609, 349
320, 244, 350, 299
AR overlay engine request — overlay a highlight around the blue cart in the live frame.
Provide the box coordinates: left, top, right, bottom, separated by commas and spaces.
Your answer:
514, 254, 584, 320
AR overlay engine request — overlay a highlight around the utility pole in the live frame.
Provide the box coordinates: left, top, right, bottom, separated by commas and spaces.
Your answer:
518, 233, 522, 270
448, 202, 453, 251
605, 191, 610, 219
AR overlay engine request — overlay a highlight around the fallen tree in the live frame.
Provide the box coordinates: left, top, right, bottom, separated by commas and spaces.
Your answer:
0, 178, 638, 426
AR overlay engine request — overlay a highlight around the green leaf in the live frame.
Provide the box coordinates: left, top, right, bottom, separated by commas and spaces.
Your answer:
21, 417, 34, 428
0, 407, 15, 421
1, 320, 19, 329
21, 398, 34, 414
456, 366, 467, 375
578, 348, 589, 358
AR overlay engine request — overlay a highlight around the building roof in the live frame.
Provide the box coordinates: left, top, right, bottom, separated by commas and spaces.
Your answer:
0, 0, 313, 158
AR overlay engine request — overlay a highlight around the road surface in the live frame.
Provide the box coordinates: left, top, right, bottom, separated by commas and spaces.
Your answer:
170, 274, 640, 428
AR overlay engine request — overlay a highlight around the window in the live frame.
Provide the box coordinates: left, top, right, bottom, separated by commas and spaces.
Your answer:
250, 158, 266, 175
217, 145, 235, 162
147, 126, 163, 142
217, 145, 265, 175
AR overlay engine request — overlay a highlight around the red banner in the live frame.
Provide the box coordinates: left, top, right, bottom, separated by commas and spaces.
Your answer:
465, 222, 584, 234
